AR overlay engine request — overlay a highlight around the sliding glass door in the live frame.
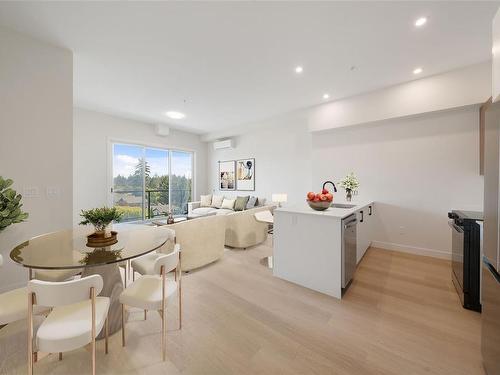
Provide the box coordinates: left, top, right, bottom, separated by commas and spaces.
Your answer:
112, 143, 193, 221
171, 151, 193, 215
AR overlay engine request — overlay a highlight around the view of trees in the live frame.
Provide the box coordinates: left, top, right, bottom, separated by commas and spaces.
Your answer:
113, 157, 192, 221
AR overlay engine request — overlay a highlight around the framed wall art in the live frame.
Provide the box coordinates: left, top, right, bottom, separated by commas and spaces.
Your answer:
219, 160, 236, 190
236, 158, 255, 191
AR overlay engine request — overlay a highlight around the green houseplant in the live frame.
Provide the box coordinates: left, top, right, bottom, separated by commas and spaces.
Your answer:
339, 172, 360, 202
0, 176, 28, 232
79, 206, 123, 236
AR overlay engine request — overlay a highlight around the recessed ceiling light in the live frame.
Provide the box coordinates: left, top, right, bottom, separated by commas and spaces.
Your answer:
413, 67, 423, 75
415, 17, 427, 27
165, 111, 185, 119
323, 93, 330, 100
295, 66, 304, 74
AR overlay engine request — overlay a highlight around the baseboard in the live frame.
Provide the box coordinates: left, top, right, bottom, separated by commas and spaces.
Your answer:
370, 240, 451, 260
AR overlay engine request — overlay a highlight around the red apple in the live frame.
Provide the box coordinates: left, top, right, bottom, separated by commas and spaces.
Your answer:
307, 192, 316, 201
313, 196, 320, 202
322, 188, 329, 195
325, 193, 333, 202
320, 194, 329, 201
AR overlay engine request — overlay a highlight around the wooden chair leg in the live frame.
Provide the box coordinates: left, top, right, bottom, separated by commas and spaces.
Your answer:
179, 274, 182, 330
59, 352, 62, 361
144, 310, 147, 320
161, 308, 167, 361
121, 304, 125, 347
28, 293, 34, 375
105, 317, 109, 354
91, 288, 96, 375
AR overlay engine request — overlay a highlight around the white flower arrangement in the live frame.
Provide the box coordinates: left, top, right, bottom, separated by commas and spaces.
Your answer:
339, 172, 359, 192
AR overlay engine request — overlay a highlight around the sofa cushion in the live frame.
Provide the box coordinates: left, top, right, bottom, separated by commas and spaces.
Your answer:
216, 209, 234, 215
234, 196, 249, 211
221, 198, 236, 209
200, 195, 212, 207
211, 195, 224, 208
246, 196, 257, 209
192, 207, 218, 216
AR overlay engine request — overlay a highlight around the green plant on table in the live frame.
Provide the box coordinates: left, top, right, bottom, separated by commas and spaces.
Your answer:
0, 176, 28, 232
79, 206, 123, 232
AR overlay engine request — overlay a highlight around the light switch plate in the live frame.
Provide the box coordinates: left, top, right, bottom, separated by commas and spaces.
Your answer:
23, 186, 39, 198
46, 186, 61, 198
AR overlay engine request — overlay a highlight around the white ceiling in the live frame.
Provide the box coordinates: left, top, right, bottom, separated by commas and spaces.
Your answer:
0, 1, 498, 134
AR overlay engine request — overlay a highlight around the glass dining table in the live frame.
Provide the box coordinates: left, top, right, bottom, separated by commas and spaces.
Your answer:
10, 223, 169, 337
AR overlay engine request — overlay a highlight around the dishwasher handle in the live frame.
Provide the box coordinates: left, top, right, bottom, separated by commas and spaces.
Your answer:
344, 219, 357, 229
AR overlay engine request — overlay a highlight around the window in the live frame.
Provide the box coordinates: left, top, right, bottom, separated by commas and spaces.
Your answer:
112, 143, 193, 221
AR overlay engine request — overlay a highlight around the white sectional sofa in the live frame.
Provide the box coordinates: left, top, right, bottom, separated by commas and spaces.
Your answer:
160, 214, 227, 271
188, 195, 274, 249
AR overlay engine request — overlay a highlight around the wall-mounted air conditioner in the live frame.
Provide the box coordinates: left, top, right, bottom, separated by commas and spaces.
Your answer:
213, 139, 233, 150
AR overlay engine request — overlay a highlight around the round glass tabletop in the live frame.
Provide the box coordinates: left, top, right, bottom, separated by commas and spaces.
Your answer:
10, 223, 168, 270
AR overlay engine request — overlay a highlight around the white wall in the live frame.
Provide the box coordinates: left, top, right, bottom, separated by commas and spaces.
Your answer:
207, 106, 483, 258
73, 107, 208, 224
312, 106, 484, 258
207, 113, 312, 204
493, 8, 500, 102
0, 27, 73, 291
308, 62, 491, 132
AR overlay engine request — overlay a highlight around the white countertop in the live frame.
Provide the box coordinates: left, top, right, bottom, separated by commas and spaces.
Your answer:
275, 200, 374, 219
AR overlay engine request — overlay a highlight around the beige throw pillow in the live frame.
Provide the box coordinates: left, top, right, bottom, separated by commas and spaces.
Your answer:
200, 195, 212, 207
221, 198, 236, 210
211, 195, 224, 208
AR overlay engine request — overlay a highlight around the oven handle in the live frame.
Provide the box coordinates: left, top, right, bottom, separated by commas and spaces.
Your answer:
448, 220, 464, 233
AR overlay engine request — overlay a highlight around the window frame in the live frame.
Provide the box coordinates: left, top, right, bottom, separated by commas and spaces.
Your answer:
107, 138, 196, 221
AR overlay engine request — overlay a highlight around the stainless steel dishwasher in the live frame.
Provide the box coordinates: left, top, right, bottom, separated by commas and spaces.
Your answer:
342, 214, 357, 288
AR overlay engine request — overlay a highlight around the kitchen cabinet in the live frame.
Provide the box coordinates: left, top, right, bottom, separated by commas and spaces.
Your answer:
356, 203, 374, 263
273, 201, 374, 299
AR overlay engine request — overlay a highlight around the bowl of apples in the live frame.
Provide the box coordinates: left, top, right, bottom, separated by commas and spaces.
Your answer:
306, 189, 334, 211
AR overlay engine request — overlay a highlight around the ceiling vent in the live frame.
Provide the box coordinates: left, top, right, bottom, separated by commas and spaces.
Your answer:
155, 124, 170, 137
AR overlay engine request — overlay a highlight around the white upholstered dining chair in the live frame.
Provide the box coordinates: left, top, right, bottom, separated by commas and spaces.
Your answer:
130, 226, 176, 278
0, 254, 47, 327
27, 275, 110, 375
119, 245, 182, 361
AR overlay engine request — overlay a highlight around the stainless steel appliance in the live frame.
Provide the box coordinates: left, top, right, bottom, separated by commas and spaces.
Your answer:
341, 214, 357, 289
482, 99, 500, 374
448, 210, 483, 312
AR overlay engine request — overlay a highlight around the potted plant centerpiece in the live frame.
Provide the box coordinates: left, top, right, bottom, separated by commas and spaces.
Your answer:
79, 206, 123, 247
0, 176, 29, 232
339, 172, 359, 202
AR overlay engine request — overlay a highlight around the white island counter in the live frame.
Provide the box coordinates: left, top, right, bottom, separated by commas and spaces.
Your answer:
273, 201, 375, 299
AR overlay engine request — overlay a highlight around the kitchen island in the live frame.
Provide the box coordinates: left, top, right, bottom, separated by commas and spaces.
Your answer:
273, 201, 375, 299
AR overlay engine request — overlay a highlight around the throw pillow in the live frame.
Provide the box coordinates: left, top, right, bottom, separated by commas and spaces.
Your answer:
234, 196, 250, 211
200, 194, 212, 207
221, 198, 236, 210
246, 196, 257, 209
211, 195, 224, 208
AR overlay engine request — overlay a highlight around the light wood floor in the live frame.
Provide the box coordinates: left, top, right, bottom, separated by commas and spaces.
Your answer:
0, 237, 484, 375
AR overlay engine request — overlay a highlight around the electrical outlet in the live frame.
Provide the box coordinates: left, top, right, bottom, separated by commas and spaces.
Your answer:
23, 186, 39, 198
46, 187, 61, 198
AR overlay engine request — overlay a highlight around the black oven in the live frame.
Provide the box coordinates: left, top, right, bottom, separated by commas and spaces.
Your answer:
448, 210, 483, 312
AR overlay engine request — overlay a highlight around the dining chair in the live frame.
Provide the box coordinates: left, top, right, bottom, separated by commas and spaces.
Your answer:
119, 245, 182, 361
27, 275, 110, 375
130, 227, 177, 278
33, 268, 82, 282
0, 255, 47, 327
